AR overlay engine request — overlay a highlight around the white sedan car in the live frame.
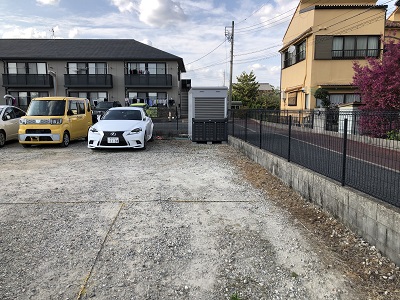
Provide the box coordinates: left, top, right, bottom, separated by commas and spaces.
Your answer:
87, 107, 153, 150
0, 105, 26, 147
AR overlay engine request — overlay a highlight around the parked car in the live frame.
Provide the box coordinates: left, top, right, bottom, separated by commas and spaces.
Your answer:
92, 101, 122, 123
19, 97, 92, 147
0, 105, 26, 147
88, 107, 153, 150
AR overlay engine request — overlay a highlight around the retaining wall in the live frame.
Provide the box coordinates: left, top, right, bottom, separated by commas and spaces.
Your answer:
229, 136, 400, 266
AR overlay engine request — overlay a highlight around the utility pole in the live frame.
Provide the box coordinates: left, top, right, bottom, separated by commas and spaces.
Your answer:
225, 21, 234, 110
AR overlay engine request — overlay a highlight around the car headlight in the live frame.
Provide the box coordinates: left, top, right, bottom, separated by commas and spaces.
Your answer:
19, 118, 27, 125
50, 118, 63, 125
89, 127, 99, 133
128, 127, 142, 135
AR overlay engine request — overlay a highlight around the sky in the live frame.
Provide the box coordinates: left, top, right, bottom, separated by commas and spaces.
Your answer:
0, 0, 398, 89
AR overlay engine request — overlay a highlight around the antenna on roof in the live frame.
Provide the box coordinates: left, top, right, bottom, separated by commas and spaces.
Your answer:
50, 27, 55, 39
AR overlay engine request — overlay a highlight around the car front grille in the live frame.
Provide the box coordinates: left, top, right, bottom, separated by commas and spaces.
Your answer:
26, 119, 50, 124
100, 131, 128, 146
26, 129, 52, 134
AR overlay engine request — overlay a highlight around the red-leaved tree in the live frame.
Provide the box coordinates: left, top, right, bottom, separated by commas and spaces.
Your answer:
353, 40, 400, 137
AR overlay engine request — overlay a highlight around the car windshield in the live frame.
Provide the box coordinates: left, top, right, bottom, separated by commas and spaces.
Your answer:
96, 102, 114, 109
102, 110, 142, 121
26, 100, 66, 116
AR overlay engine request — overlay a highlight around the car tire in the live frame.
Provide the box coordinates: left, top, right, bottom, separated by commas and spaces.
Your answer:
60, 131, 70, 147
0, 131, 5, 148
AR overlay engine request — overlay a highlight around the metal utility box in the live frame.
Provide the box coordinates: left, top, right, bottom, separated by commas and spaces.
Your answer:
188, 87, 228, 142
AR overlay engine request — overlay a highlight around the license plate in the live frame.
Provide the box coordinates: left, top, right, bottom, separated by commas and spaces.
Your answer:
107, 137, 119, 143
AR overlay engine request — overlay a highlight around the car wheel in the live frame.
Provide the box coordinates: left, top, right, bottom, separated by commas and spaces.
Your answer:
60, 131, 70, 147
0, 131, 5, 148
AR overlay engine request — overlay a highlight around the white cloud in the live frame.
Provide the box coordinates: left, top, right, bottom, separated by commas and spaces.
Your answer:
36, 0, 60, 5
140, 39, 153, 46
68, 27, 79, 38
2, 27, 48, 38
110, 0, 136, 13
138, 0, 187, 27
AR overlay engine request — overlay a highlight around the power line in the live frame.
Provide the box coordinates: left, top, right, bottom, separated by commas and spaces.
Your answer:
186, 39, 226, 65
187, 1, 395, 75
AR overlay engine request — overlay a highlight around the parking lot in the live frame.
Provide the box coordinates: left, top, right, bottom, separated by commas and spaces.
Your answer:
0, 139, 362, 300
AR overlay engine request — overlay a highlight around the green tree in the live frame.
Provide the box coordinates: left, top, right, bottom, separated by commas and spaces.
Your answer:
232, 71, 259, 107
253, 86, 281, 109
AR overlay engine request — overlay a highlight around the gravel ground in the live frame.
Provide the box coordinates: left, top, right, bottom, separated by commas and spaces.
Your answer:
0, 139, 397, 300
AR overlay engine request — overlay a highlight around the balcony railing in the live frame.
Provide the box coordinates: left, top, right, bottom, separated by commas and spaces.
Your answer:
2, 74, 54, 88
125, 74, 172, 88
64, 74, 113, 88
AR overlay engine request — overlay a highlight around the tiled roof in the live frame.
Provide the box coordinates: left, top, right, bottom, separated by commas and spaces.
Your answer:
0, 39, 186, 72
386, 20, 400, 28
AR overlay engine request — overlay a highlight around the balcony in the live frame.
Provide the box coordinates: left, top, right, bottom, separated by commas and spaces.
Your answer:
2, 74, 53, 88
125, 74, 172, 88
64, 74, 113, 88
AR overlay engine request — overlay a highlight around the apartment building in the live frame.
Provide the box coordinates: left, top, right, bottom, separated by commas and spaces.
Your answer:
0, 39, 186, 112
280, 0, 387, 110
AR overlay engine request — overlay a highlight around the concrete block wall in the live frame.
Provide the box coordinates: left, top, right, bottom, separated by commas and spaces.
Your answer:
229, 136, 400, 266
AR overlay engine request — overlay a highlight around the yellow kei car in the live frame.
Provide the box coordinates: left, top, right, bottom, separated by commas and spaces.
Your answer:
19, 97, 92, 147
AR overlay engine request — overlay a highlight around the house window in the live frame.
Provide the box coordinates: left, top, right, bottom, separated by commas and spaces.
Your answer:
329, 93, 361, 105
67, 63, 107, 74
287, 92, 297, 106
68, 91, 108, 105
128, 91, 168, 106
282, 40, 306, 68
332, 36, 379, 58
127, 62, 166, 74
9, 91, 48, 110
7, 62, 46, 74
297, 41, 306, 61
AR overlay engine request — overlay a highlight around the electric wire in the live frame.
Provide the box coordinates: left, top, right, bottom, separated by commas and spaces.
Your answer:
186, 1, 396, 77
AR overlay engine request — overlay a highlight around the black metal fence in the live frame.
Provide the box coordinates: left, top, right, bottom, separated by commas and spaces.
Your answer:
229, 109, 400, 208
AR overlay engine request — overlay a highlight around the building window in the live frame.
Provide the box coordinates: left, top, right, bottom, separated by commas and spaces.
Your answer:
297, 41, 306, 61
282, 40, 306, 68
128, 91, 168, 106
287, 92, 297, 106
9, 91, 48, 110
67, 63, 107, 74
7, 62, 46, 74
329, 93, 361, 105
332, 36, 379, 58
127, 62, 166, 74
68, 91, 108, 105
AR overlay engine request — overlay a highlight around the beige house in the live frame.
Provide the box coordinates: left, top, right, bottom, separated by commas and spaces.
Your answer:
280, 1, 388, 111
386, 1, 400, 42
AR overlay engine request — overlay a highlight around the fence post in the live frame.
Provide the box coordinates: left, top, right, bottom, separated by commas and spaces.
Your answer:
259, 110, 263, 149
176, 106, 179, 131
311, 110, 314, 129
341, 118, 348, 186
288, 115, 292, 162
245, 110, 248, 142
232, 110, 235, 137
